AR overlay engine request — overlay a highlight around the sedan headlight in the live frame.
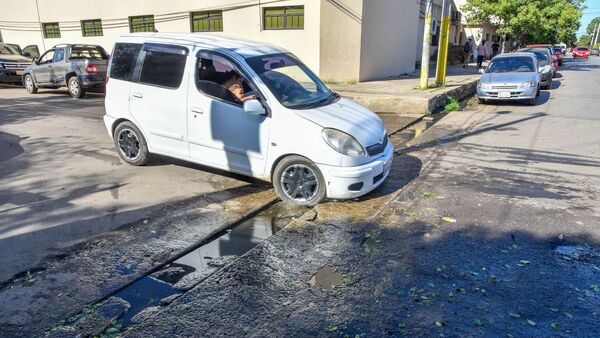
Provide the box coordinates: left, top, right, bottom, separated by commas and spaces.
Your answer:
479, 82, 492, 89
538, 65, 551, 73
0, 62, 5, 69
519, 81, 536, 88
322, 128, 366, 157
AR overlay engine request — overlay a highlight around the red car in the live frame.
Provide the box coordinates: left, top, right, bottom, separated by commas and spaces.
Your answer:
572, 46, 590, 58
527, 44, 558, 72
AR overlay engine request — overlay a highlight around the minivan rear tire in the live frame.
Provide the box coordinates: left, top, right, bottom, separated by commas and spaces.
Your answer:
113, 121, 149, 166
273, 155, 326, 206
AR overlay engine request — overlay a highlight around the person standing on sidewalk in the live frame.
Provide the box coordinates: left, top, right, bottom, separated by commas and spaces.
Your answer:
477, 40, 487, 69
463, 38, 473, 68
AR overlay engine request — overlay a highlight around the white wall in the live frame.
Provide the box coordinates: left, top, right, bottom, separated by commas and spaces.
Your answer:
0, 0, 321, 73
360, 0, 419, 80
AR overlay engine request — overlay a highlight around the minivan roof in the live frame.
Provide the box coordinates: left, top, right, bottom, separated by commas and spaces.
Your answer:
116, 32, 289, 58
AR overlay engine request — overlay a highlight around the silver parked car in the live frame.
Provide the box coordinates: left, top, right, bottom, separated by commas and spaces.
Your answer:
517, 48, 553, 89
477, 52, 540, 106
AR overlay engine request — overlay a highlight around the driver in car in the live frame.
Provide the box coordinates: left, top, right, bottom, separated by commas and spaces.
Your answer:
222, 72, 256, 103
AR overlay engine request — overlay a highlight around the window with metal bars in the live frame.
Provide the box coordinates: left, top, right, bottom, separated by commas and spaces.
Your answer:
129, 15, 155, 33
81, 19, 103, 37
263, 6, 304, 30
42, 22, 61, 38
190, 11, 223, 32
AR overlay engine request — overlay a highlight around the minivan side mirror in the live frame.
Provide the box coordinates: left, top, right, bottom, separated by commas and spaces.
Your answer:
478, 68, 485, 74
243, 99, 267, 116
32, 57, 39, 64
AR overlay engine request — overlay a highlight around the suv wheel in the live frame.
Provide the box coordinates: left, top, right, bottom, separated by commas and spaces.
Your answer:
113, 121, 149, 166
24, 74, 38, 94
273, 155, 326, 206
68, 76, 85, 98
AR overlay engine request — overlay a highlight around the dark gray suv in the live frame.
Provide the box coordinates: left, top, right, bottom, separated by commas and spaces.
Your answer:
23, 44, 108, 98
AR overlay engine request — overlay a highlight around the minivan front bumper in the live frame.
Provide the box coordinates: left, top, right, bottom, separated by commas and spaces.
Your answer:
317, 142, 393, 199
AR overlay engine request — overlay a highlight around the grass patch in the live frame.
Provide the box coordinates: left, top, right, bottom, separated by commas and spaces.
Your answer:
444, 96, 460, 112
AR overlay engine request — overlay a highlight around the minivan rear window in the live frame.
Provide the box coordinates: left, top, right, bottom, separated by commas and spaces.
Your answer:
110, 43, 142, 81
139, 50, 187, 89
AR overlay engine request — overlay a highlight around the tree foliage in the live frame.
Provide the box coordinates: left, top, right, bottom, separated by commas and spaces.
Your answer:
587, 17, 600, 36
462, 0, 585, 46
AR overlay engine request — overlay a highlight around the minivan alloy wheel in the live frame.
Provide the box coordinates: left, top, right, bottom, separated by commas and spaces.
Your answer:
280, 164, 319, 201
117, 129, 141, 161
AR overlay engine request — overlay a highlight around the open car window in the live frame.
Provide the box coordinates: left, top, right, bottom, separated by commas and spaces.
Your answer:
195, 52, 252, 106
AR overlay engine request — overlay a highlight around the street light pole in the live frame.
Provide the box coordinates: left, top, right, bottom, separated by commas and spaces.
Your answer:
593, 24, 599, 47
420, 0, 434, 89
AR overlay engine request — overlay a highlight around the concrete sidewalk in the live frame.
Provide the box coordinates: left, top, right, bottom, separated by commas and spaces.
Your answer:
329, 62, 486, 115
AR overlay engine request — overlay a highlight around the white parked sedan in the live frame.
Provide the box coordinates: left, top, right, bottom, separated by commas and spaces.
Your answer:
477, 52, 541, 106
104, 33, 392, 205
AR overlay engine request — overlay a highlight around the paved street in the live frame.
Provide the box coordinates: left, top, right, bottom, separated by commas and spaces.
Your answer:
0, 87, 276, 283
120, 56, 600, 337
1, 55, 599, 337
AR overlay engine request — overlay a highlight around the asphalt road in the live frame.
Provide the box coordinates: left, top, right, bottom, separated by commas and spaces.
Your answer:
1, 55, 599, 337
123, 56, 600, 337
0, 86, 273, 283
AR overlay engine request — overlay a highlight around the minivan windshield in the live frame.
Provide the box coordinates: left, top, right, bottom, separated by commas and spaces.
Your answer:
486, 57, 535, 73
0, 43, 19, 55
246, 53, 337, 109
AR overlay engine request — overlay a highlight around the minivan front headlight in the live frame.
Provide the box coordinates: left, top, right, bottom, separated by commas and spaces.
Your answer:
519, 81, 536, 88
322, 128, 366, 157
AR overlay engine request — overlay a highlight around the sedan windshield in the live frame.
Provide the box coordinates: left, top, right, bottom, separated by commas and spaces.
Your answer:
0, 43, 19, 55
246, 53, 337, 109
486, 57, 535, 73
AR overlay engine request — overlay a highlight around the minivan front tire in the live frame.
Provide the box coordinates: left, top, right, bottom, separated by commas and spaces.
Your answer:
273, 155, 326, 206
113, 121, 149, 166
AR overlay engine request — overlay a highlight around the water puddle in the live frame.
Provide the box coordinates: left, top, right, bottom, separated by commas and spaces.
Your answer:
87, 202, 308, 335
308, 265, 344, 289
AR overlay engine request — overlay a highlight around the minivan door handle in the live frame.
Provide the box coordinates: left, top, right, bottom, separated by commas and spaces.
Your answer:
190, 107, 204, 115
131, 92, 143, 99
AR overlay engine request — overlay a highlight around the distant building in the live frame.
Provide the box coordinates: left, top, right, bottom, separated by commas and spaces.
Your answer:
0, 0, 420, 82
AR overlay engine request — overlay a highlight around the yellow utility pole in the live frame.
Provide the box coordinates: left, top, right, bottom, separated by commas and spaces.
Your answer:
420, 0, 434, 89
435, 0, 452, 87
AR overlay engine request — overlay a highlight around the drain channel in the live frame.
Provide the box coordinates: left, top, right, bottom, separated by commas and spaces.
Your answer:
46, 202, 308, 337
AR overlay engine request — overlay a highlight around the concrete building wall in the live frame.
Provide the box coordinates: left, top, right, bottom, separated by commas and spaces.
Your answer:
318, 0, 364, 82
359, 0, 419, 81
1, 0, 422, 82
0, 0, 321, 73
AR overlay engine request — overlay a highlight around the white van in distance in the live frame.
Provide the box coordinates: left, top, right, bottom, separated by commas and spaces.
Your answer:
104, 33, 393, 205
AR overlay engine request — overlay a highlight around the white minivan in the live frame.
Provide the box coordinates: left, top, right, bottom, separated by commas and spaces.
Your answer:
104, 33, 392, 205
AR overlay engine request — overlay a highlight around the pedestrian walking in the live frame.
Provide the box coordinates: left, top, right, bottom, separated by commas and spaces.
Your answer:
477, 40, 487, 69
492, 41, 500, 57
463, 38, 473, 68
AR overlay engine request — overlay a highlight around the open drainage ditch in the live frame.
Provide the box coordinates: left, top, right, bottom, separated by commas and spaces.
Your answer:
47, 113, 450, 337
47, 202, 308, 337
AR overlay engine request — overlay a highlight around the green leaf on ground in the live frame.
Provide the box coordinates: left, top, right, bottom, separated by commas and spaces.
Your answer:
509, 312, 521, 319
441, 216, 457, 223
551, 322, 559, 329
527, 319, 536, 326
474, 319, 483, 326
324, 325, 338, 333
